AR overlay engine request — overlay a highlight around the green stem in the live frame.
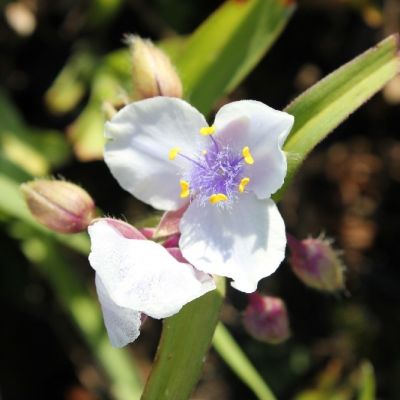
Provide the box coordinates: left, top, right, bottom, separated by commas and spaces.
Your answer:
141, 278, 225, 400
213, 323, 277, 400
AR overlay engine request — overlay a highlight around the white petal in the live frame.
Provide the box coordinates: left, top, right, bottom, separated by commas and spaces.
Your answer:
180, 196, 286, 293
213, 100, 294, 199
88, 220, 215, 319
95, 274, 141, 348
104, 97, 208, 211
166, 247, 217, 293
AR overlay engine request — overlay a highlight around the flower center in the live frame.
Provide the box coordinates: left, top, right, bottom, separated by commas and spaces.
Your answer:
169, 125, 253, 207
187, 144, 244, 206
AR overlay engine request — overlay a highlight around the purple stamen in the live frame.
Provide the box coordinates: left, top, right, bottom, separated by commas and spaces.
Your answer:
184, 142, 245, 207
177, 153, 206, 169
210, 135, 220, 153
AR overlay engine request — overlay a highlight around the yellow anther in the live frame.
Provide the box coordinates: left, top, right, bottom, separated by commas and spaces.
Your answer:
209, 193, 228, 204
239, 177, 250, 193
179, 179, 190, 198
242, 146, 254, 165
169, 147, 181, 160
199, 125, 216, 136
202, 150, 208, 155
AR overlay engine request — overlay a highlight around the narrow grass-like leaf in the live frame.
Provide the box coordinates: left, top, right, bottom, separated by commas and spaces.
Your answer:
176, 0, 295, 114
274, 34, 400, 200
68, 49, 131, 161
45, 48, 97, 114
357, 362, 376, 400
141, 279, 225, 400
213, 323, 277, 400
0, 170, 143, 399
8, 227, 143, 400
0, 90, 70, 174
0, 153, 31, 182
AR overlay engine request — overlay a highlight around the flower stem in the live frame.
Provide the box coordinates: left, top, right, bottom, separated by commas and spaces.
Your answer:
141, 277, 225, 400
212, 322, 277, 400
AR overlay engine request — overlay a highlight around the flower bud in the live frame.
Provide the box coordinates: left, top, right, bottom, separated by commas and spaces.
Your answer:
243, 293, 290, 344
154, 204, 188, 238
127, 35, 183, 99
21, 179, 96, 234
287, 233, 345, 292
139, 227, 155, 239
98, 217, 146, 240
162, 233, 180, 248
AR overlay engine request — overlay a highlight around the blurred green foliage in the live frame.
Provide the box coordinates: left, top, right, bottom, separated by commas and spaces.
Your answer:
1, 0, 399, 399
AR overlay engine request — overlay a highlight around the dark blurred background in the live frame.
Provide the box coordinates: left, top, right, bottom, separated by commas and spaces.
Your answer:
1, 0, 400, 399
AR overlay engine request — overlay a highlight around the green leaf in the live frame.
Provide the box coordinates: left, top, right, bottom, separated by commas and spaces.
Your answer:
357, 361, 376, 400
86, 0, 123, 29
0, 90, 70, 174
0, 170, 143, 400
8, 227, 143, 400
274, 34, 400, 200
176, 0, 295, 114
141, 279, 225, 400
68, 49, 131, 161
68, 104, 106, 161
213, 323, 277, 400
0, 153, 31, 182
65, 0, 294, 158
45, 48, 97, 114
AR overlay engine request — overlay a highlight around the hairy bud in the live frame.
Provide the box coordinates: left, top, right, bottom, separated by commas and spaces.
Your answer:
243, 293, 290, 344
21, 179, 96, 233
94, 217, 146, 240
287, 233, 345, 292
127, 35, 183, 99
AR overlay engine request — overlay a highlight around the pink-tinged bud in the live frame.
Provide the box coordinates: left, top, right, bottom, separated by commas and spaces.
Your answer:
154, 204, 188, 238
243, 293, 290, 344
166, 247, 186, 263
21, 179, 96, 234
126, 35, 183, 99
287, 233, 345, 292
139, 227, 155, 239
162, 233, 180, 248
99, 218, 146, 240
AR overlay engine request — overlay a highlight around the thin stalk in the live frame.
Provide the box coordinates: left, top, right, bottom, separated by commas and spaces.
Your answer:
213, 323, 277, 400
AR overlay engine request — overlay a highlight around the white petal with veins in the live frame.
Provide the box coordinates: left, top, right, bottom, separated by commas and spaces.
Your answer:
180, 196, 286, 293
214, 100, 294, 199
104, 97, 208, 211
95, 274, 141, 348
88, 220, 216, 319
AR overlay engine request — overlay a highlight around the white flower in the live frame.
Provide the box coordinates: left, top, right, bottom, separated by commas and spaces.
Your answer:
88, 218, 215, 347
104, 97, 294, 293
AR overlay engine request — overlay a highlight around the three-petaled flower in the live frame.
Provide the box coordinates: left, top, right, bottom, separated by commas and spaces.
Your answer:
103, 97, 294, 292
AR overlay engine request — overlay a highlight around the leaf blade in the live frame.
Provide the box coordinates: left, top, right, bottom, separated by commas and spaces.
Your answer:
213, 323, 277, 400
176, 0, 295, 114
141, 280, 225, 400
274, 34, 400, 200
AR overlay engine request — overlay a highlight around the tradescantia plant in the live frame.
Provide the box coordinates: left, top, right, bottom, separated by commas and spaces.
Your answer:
7, 0, 398, 399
